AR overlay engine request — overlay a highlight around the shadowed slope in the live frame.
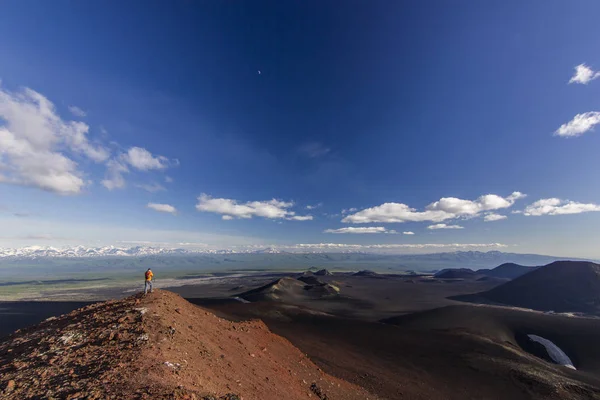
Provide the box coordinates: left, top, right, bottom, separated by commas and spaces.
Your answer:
477, 261, 600, 314
237, 277, 340, 302
382, 304, 600, 373
434, 268, 481, 280
201, 300, 600, 400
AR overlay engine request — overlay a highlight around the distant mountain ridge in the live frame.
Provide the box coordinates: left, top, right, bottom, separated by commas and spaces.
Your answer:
477, 263, 539, 280
0, 247, 590, 266
0, 245, 281, 259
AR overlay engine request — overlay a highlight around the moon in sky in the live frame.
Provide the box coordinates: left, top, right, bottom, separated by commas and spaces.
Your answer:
258, 70, 261, 75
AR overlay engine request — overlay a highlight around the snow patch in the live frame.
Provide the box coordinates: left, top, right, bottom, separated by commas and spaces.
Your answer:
527, 334, 576, 370
232, 297, 251, 304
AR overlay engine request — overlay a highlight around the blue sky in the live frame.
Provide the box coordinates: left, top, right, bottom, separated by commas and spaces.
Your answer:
1, 1, 600, 257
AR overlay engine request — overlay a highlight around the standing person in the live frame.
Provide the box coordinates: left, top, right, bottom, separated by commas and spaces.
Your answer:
144, 268, 154, 294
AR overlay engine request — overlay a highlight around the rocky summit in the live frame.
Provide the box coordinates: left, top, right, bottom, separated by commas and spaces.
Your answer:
0, 290, 373, 400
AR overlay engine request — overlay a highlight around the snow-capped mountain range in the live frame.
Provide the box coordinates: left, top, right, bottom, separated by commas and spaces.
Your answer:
0, 245, 283, 259
0, 247, 588, 270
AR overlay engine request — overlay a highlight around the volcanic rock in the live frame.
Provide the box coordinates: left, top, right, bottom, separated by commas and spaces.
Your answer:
0, 290, 371, 399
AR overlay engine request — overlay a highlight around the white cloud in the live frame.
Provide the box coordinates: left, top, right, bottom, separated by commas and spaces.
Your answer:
68, 105, 87, 117
136, 182, 166, 193
342, 203, 448, 223
0, 83, 176, 195
306, 203, 322, 210
0, 85, 109, 195
196, 194, 302, 220
342, 192, 525, 224
165, 176, 173, 183
427, 224, 464, 230
427, 192, 526, 215
569, 64, 600, 85
484, 213, 507, 222
124, 147, 169, 170
555, 112, 600, 137
298, 142, 330, 158
147, 203, 177, 214
341, 208, 358, 215
522, 198, 600, 216
403, 231, 415, 235
287, 215, 313, 221
101, 147, 174, 190
101, 159, 128, 190
222, 215, 234, 220
324, 227, 395, 234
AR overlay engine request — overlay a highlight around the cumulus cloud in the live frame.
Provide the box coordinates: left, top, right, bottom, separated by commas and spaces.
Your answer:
147, 202, 177, 214
124, 147, 169, 170
342, 203, 447, 224
0, 83, 176, 195
427, 192, 526, 215
569, 64, 600, 85
522, 198, 600, 216
427, 223, 463, 230
196, 194, 309, 221
483, 213, 507, 222
101, 147, 175, 190
298, 142, 330, 158
403, 231, 415, 235
0, 85, 109, 195
68, 105, 87, 117
324, 227, 396, 234
342, 192, 525, 224
287, 215, 313, 221
555, 112, 600, 137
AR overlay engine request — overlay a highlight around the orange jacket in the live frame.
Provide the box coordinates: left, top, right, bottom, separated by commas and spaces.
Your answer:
145, 270, 153, 281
